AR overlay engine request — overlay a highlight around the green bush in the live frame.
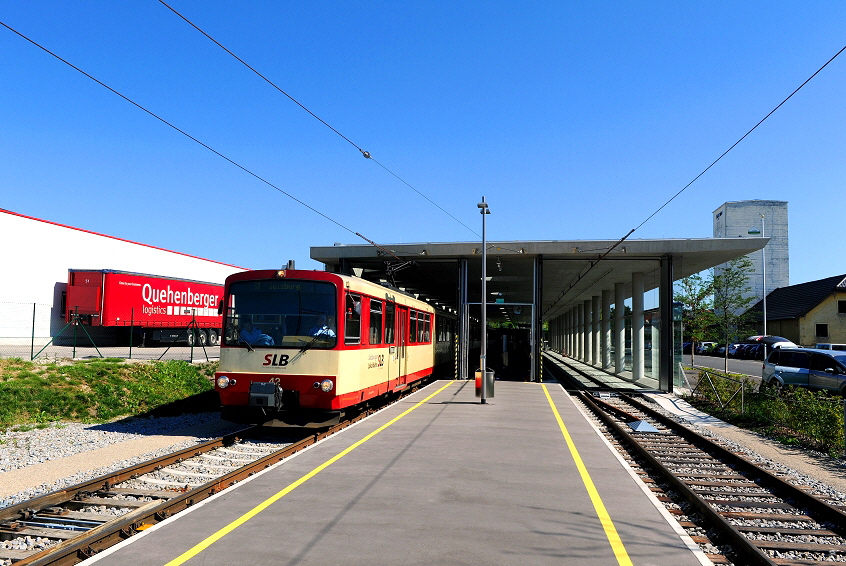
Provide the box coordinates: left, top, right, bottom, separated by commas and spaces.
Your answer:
0, 358, 215, 429
687, 369, 845, 457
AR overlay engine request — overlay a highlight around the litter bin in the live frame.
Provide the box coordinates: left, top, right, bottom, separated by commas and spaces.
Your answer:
475, 368, 495, 398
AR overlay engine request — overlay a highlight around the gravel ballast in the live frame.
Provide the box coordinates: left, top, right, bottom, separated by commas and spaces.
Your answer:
0, 413, 243, 509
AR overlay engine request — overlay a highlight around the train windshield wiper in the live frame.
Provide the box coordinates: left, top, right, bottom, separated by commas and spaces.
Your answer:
290, 335, 320, 364
232, 325, 254, 352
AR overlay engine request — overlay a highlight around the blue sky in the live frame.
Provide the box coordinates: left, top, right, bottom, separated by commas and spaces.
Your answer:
2, 1, 844, 286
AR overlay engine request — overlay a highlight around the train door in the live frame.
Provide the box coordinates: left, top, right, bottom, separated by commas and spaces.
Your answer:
387, 303, 408, 385
383, 301, 397, 384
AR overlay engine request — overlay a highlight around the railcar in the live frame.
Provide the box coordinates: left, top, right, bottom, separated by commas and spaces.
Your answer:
214, 269, 455, 427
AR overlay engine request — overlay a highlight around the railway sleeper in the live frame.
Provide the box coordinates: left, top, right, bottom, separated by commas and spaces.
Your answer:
753, 540, 846, 552
0, 548, 37, 562
655, 457, 725, 465
685, 480, 761, 487
65, 497, 151, 509
98, 488, 179, 499
722, 512, 815, 522
735, 527, 838, 536
692, 488, 779, 498
708, 499, 800, 509
675, 472, 748, 479
0, 525, 78, 540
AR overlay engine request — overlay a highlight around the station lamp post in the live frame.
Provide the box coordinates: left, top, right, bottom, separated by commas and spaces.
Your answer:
478, 197, 490, 404
748, 214, 767, 356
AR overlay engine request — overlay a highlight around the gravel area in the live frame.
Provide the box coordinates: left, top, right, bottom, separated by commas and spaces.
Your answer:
0, 413, 242, 509
3, 392, 846, 566
642, 394, 846, 506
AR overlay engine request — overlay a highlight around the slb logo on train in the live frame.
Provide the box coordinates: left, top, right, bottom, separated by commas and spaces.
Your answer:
367, 354, 385, 369
263, 354, 289, 367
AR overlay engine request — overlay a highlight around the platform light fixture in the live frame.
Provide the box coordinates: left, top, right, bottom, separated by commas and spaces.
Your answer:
478, 197, 491, 404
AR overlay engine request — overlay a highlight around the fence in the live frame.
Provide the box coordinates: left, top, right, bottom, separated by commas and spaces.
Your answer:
1, 301, 217, 363
687, 368, 846, 458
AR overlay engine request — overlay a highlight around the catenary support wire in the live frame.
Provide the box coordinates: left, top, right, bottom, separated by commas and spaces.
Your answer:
0, 20, 400, 256
158, 0, 480, 238
544, 43, 846, 315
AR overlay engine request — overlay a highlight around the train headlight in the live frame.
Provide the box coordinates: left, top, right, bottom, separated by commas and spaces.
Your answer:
216, 376, 235, 388
320, 379, 334, 392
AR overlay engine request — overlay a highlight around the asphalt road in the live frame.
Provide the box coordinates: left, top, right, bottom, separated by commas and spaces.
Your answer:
683, 354, 763, 379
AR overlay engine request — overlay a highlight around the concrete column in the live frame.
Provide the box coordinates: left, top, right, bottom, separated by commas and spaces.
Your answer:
651, 318, 660, 382
602, 289, 612, 369
569, 308, 575, 357
632, 272, 645, 382
659, 255, 675, 392
459, 258, 469, 380
585, 299, 592, 364
558, 316, 563, 352
615, 282, 625, 374
552, 316, 557, 352
591, 295, 600, 367
576, 304, 585, 360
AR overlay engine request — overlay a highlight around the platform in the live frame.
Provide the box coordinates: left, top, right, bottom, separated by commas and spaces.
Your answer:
88, 380, 707, 566
544, 351, 661, 390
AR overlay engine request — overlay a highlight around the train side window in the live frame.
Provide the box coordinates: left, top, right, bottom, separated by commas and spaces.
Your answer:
422, 313, 431, 343
345, 293, 361, 345
437, 316, 449, 342
370, 299, 383, 345
384, 303, 395, 344
409, 310, 418, 344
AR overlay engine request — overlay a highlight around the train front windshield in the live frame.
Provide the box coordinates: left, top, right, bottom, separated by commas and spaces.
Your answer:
223, 279, 337, 348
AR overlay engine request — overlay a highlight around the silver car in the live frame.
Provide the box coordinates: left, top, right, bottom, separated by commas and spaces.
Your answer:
762, 347, 846, 396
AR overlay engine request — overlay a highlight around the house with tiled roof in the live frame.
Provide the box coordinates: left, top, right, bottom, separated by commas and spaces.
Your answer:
747, 274, 846, 346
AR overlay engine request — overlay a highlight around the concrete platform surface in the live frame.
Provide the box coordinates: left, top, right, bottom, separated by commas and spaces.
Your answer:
89, 380, 706, 566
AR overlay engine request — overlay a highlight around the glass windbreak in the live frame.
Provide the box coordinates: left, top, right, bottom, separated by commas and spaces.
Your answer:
224, 279, 337, 348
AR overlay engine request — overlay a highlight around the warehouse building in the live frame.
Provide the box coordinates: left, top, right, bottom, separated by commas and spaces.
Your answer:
0, 208, 244, 346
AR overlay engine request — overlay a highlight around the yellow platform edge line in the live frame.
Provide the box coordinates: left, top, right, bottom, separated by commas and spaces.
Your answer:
165, 381, 454, 566
541, 384, 634, 566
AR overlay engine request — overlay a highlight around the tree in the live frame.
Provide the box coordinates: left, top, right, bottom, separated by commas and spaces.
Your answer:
711, 257, 755, 373
675, 272, 714, 367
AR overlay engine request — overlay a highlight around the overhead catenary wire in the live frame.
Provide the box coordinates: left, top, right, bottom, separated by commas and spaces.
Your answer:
544, 42, 846, 316
633, 43, 846, 233
158, 0, 480, 238
0, 20, 409, 262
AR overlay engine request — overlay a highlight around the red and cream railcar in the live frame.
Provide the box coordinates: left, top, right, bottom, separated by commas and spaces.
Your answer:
214, 269, 451, 426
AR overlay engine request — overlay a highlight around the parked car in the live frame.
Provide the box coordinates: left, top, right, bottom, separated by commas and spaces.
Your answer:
815, 343, 846, 351
735, 344, 752, 359
747, 335, 797, 349
747, 344, 763, 360
762, 347, 846, 396
696, 341, 717, 355
727, 343, 742, 358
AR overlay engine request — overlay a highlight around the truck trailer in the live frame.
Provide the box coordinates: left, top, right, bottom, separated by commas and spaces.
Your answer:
64, 269, 224, 346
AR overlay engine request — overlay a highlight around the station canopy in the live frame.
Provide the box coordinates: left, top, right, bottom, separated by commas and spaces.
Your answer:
311, 237, 767, 327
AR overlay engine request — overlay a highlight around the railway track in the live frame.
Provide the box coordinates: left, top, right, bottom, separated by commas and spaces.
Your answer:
543, 351, 642, 391
0, 378, 433, 566
575, 390, 846, 565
